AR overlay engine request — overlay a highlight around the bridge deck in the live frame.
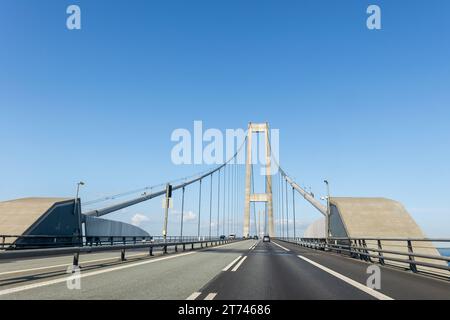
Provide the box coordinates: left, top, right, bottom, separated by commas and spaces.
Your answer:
0, 240, 448, 300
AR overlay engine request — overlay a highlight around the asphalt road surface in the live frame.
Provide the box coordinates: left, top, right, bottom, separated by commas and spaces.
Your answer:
0, 239, 449, 300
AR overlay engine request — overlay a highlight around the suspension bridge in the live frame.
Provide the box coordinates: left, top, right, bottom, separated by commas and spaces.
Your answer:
0, 122, 449, 300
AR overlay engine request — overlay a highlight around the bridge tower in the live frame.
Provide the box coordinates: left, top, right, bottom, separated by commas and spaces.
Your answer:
243, 122, 274, 238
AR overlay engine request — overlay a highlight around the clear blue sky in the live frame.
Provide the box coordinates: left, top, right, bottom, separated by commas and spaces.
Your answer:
0, 0, 449, 237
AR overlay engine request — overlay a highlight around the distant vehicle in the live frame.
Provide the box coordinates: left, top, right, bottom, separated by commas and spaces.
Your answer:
253, 235, 259, 240
219, 235, 226, 240
263, 235, 270, 243
229, 234, 236, 240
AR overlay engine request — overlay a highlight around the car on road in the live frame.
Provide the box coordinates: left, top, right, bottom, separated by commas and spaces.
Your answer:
219, 235, 226, 240
253, 235, 259, 240
228, 234, 236, 240
263, 235, 270, 243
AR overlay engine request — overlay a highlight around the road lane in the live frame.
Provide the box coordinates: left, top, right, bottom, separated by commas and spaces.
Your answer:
0, 241, 215, 275
197, 241, 377, 300
2, 239, 448, 300
0, 240, 255, 300
277, 240, 450, 300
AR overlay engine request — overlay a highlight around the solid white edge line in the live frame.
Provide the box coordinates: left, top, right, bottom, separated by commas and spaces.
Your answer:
0, 251, 197, 297
272, 241, 290, 252
186, 292, 202, 300
204, 293, 217, 300
297, 255, 394, 300
231, 256, 247, 272
222, 256, 243, 272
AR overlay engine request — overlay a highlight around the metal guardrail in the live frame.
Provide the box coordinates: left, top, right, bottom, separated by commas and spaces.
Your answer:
0, 234, 237, 266
276, 237, 450, 278
0, 234, 223, 250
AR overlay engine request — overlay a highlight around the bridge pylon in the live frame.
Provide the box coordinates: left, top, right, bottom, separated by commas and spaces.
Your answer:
243, 122, 274, 238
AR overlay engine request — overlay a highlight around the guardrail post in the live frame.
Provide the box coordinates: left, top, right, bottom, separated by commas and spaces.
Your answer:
73, 252, 79, 267
357, 240, 365, 260
377, 240, 385, 265
407, 240, 418, 273
337, 240, 343, 254
362, 240, 372, 263
164, 245, 168, 254
183, 244, 186, 251
149, 246, 153, 256
175, 245, 178, 252
350, 240, 358, 259
191, 243, 194, 250
121, 249, 126, 261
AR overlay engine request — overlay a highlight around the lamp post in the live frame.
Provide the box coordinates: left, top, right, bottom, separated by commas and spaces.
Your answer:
163, 183, 172, 242
324, 180, 330, 246
74, 182, 85, 212
74, 181, 85, 243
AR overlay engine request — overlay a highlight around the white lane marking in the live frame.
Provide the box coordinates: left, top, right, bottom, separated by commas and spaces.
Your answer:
249, 241, 259, 250
297, 255, 394, 300
222, 256, 243, 272
272, 241, 290, 252
231, 256, 247, 272
186, 292, 202, 300
0, 251, 197, 297
0, 253, 150, 277
204, 293, 217, 300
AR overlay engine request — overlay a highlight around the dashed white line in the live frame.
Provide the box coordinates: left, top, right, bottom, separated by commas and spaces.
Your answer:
250, 241, 259, 250
204, 293, 217, 300
222, 256, 243, 272
272, 241, 290, 252
186, 292, 202, 300
297, 255, 394, 300
0, 251, 197, 297
231, 256, 247, 272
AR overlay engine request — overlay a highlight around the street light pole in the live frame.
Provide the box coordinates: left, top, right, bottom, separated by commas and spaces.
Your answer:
74, 181, 85, 244
258, 210, 261, 238
163, 183, 172, 242
324, 180, 331, 246
74, 181, 84, 214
